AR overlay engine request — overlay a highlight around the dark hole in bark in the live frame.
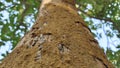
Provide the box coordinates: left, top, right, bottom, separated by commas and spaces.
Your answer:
31, 33, 37, 38
75, 21, 80, 24
53, 4, 57, 7
32, 27, 35, 30
38, 45, 43, 50
43, 33, 52, 35
16, 51, 20, 54
35, 27, 39, 29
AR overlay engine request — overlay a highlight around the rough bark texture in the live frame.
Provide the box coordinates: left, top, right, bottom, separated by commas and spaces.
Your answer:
0, 0, 114, 68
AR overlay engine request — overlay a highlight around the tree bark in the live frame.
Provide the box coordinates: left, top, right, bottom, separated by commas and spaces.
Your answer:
0, 0, 114, 68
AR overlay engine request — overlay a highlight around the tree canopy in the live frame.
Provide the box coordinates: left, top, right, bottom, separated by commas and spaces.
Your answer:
0, 0, 120, 67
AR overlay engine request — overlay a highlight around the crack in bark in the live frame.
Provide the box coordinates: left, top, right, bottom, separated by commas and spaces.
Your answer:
93, 55, 108, 68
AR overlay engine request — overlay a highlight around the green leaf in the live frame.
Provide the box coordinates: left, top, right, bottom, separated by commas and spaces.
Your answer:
0, 41, 5, 46
116, 45, 120, 48
6, 0, 12, 2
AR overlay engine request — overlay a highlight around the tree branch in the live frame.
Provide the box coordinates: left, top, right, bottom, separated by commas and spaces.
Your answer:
78, 8, 114, 23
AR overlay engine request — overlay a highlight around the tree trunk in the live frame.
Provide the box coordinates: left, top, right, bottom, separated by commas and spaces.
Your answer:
0, 0, 114, 68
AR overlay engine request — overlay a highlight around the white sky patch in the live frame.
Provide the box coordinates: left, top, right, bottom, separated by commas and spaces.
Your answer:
87, 4, 93, 9
85, 17, 119, 51
85, 4, 92, 12
91, 19, 119, 51
0, 11, 9, 20
0, 41, 12, 59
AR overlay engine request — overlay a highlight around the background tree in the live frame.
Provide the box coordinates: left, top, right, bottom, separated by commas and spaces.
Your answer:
0, 0, 119, 67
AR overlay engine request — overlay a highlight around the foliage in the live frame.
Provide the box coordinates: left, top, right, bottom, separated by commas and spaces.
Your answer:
106, 48, 120, 67
0, 0, 120, 67
0, 0, 40, 48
